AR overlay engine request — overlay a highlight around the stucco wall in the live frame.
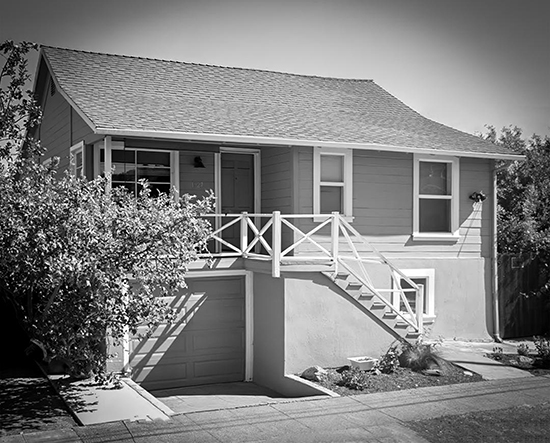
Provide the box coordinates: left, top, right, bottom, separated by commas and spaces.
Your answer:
391, 258, 493, 340
252, 273, 287, 391
283, 272, 397, 374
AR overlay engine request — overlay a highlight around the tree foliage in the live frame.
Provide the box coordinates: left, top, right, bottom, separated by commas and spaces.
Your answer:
484, 125, 550, 298
0, 41, 214, 378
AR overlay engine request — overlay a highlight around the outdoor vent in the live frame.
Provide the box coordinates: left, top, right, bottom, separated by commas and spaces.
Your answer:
50, 80, 57, 96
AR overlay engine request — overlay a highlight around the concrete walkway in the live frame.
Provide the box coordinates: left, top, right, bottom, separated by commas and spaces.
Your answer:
149, 382, 301, 414
438, 339, 533, 380
3, 375, 549, 443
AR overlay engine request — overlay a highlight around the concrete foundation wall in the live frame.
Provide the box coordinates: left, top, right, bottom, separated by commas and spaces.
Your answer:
391, 258, 492, 340
283, 272, 396, 374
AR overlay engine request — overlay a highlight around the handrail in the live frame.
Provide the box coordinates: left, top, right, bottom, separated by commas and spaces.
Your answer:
199, 211, 424, 333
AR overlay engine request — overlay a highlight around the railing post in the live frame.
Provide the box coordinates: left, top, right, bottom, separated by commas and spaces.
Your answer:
240, 212, 248, 257
331, 212, 340, 275
416, 283, 424, 335
272, 211, 281, 278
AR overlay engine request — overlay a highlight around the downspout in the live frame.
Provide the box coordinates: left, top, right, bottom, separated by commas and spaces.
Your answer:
492, 161, 503, 343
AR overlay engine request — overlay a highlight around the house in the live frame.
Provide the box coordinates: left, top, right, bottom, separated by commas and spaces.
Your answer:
33, 46, 521, 396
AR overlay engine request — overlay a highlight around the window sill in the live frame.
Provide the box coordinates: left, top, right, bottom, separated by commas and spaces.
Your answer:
412, 232, 459, 243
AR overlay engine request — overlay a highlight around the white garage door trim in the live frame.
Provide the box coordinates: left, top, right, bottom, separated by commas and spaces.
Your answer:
122, 269, 253, 382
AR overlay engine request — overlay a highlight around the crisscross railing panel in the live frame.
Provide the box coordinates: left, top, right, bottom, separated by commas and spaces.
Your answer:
199, 211, 423, 334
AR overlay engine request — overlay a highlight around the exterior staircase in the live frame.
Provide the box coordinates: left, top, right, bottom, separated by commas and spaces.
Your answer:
322, 269, 422, 342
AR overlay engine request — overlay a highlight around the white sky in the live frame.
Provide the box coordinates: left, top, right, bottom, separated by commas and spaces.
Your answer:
1, 0, 548, 138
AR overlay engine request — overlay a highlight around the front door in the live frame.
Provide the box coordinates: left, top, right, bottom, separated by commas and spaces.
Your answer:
220, 152, 255, 250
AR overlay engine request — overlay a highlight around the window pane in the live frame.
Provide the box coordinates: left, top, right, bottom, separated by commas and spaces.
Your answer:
419, 162, 451, 195
137, 151, 170, 166
400, 278, 427, 314
419, 199, 450, 232
112, 149, 135, 163
75, 151, 82, 168
112, 163, 136, 182
320, 186, 342, 213
139, 183, 171, 196
137, 167, 171, 183
321, 155, 343, 182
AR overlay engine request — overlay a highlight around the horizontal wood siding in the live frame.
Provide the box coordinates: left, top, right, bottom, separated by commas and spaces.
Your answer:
295, 148, 493, 259
261, 146, 293, 250
40, 81, 71, 170
71, 108, 94, 145
261, 147, 292, 214
179, 151, 216, 200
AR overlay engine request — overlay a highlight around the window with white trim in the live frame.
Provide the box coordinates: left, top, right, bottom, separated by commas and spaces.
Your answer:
313, 147, 353, 220
69, 141, 85, 177
95, 141, 179, 197
393, 268, 435, 319
413, 155, 459, 239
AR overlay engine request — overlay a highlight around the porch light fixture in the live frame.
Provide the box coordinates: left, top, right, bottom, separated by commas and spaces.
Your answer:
194, 156, 205, 168
469, 191, 487, 202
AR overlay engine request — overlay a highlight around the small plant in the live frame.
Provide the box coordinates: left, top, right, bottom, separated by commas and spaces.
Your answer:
491, 346, 504, 361
376, 345, 400, 374
338, 367, 372, 391
399, 340, 440, 372
533, 336, 550, 367
517, 343, 530, 356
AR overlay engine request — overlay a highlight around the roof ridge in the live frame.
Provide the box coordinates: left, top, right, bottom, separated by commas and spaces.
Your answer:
40, 45, 374, 82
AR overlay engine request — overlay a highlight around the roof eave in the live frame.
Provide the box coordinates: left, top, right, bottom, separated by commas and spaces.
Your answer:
39, 48, 98, 134
94, 127, 524, 160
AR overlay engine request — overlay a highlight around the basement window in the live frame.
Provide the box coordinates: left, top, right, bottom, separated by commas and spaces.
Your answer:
392, 269, 435, 319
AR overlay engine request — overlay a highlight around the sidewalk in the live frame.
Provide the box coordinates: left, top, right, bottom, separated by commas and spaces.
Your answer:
3, 375, 549, 443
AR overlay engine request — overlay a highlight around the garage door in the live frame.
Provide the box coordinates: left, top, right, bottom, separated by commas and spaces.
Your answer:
129, 276, 245, 390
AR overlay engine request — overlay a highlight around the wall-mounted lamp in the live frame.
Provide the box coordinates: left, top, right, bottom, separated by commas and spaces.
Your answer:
469, 191, 487, 202
194, 156, 205, 168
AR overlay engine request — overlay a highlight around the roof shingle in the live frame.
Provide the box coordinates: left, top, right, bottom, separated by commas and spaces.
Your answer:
40, 46, 517, 157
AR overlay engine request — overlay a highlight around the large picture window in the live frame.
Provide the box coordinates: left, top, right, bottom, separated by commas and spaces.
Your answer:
313, 147, 353, 221
413, 155, 459, 240
95, 140, 179, 196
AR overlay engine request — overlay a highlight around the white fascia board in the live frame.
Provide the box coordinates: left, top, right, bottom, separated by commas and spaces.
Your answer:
94, 127, 524, 161
40, 50, 98, 134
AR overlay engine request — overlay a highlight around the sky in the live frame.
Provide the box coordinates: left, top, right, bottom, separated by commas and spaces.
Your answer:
1, 0, 548, 138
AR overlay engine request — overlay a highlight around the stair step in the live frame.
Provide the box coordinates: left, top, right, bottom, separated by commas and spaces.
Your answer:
383, 312, 398, 319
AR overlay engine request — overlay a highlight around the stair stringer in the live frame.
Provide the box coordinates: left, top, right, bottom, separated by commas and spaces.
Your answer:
321, 270, 420, 344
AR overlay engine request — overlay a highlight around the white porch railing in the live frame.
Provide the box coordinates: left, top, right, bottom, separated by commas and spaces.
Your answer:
200, 211, 424, 334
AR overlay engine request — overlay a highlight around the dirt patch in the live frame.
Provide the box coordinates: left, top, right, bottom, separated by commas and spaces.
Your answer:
312, 359, 483, 396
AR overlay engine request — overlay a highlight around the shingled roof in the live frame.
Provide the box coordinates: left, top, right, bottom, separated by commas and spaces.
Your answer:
39, 46, 519, 159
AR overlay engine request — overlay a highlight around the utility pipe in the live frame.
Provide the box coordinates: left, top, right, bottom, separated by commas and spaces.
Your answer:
492, 161, 503, 343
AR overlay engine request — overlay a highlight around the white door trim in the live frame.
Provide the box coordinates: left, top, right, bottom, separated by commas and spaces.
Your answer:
186, 269, 254, 381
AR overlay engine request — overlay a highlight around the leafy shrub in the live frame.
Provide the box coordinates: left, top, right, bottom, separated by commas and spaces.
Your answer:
533, 336, 550, 367
338, 367, 372, 391
399, 340, 440, 372
0, 41, 214, 380
376, 345, 400, 374
517, 343, 531, 356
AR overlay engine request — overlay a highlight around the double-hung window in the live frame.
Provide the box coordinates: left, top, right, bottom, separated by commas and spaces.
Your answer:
413, 154, 459, 240
69, 141, 85, 177
313, 147, 353, 221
